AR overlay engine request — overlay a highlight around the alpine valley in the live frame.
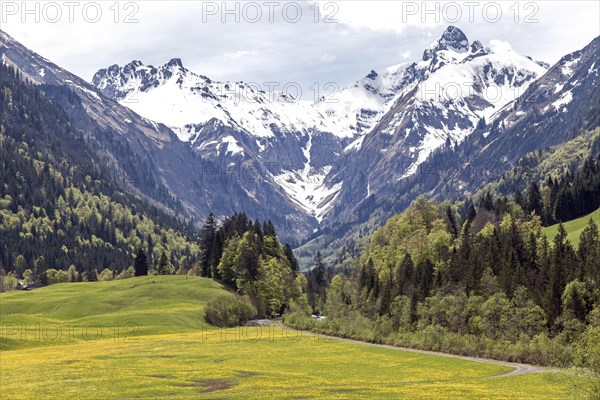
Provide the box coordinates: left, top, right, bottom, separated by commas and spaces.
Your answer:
1, 26, 598, 267
3, 14, 600, 400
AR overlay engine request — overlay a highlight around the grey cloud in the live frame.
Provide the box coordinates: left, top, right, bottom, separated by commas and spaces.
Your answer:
2, 1, 598, 99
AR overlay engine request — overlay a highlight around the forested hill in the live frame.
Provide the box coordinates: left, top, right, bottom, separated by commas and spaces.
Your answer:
0, 63, 201, 285
289, 189, 600, 366
0, 61, 310, 322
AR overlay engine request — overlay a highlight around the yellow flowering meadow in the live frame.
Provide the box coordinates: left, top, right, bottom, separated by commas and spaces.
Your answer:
0, 276, 575, 399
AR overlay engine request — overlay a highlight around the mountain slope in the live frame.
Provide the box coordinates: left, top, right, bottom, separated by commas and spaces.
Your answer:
429, 35, 600, 198
299, 34, 599, 269
543, 208, 600, 246
477, 128, 600, 201
321, 26, 546, 224
92, 58, 346, 222
0, 62, 201, 277
0, 30, 315, 242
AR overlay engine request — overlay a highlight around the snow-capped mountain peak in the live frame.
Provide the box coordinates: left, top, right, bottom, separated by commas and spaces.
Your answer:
93, 58, 337, 139
93, 58, 195, 102
421, 27, 495, 75
93, 56, 351, 220
317, 27, 548, 223
92, 26, 549, 224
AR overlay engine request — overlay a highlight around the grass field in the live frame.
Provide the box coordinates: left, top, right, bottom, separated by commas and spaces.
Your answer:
0, 276, 577, 399
0, 275, 231, 350
543, 207, 600, 246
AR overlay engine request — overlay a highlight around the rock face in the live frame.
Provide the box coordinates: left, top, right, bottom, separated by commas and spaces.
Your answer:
427, 35, 600, 197
91, 26, 547, 236
92, 54, 351, 224
423, 25, 470, 61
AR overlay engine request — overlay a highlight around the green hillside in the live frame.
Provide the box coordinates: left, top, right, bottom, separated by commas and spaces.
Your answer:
0, 275, 231, 350
543, 207, 600, 246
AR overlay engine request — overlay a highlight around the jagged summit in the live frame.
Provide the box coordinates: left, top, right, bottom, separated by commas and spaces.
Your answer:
166, 58, 183, 68
470, 40, 485, 53
92, 58, 193, 101
423, 25, 469, 60
438, 25, 469, 49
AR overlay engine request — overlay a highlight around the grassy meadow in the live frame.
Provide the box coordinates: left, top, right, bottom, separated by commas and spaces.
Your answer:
0, 276, 577, 399
543, 207, 600, 246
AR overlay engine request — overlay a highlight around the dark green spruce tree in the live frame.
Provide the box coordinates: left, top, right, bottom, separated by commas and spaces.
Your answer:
134, 249, 149, 276
200, 213, 219, 277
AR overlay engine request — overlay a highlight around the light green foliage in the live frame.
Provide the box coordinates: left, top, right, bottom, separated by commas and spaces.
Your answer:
98, 268, 114, 281
154, 252, 173, 276
45, 269, 71, 284
480, 267, 500, 297
204, 294, 258, 327
258, 257, 285, 316
14, 255, 27, 278
559, 280, 592, 342
574, 326, 600, 399
115, 266, 135, 280
324, 275, 352, 320
362, 197, 451, 276
217, 235, 239, 284
389, 295, 413, 332
0, 270, 18, 292
218, 231, 306, 318
511, 287, 546, 339
22, 269, 33, 284
479, 293, 512, 340
562, 280, 592, 321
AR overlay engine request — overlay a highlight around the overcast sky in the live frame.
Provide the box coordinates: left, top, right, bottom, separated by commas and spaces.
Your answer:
3, 1, 599, 98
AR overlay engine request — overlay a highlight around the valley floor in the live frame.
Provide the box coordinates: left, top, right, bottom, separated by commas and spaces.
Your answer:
0, 276, 579, 399
0, 328, 574, 400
